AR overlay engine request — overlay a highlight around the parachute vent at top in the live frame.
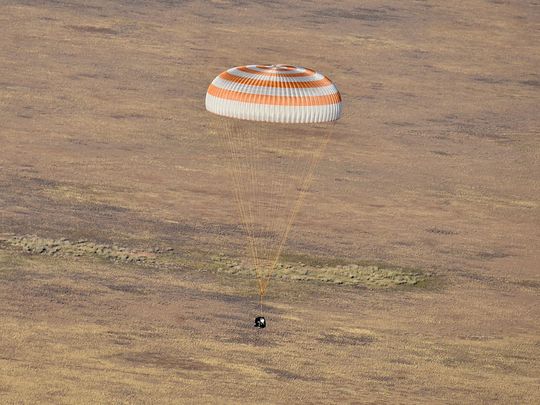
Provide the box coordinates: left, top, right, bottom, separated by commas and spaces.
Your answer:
205, 64, 342, 123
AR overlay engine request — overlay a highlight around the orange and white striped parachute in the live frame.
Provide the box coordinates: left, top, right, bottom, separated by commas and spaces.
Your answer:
205, 64, 342, 123
205, 64, 342, 306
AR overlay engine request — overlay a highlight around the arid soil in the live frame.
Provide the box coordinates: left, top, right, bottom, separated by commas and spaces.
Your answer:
0, 0, 539, 403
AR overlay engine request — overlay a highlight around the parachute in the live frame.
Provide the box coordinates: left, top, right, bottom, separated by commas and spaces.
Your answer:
205, 64, 342, 308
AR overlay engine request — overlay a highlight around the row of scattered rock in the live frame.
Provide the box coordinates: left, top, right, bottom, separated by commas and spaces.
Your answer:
211, 257, 427, 288
1, 235, 428, 288
3, 235, 170, 265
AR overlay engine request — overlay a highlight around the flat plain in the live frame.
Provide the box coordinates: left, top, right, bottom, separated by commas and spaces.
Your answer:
0, 0, 539, 403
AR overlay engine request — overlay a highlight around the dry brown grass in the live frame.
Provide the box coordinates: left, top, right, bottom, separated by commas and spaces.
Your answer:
0, 0, 539, 403
0, 248, 538, 404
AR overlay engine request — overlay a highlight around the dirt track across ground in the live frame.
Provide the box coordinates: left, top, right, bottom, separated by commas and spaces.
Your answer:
0, 0, 539, 403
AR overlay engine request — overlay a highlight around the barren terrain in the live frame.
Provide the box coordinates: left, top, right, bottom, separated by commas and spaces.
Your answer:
1, 0, 539, 403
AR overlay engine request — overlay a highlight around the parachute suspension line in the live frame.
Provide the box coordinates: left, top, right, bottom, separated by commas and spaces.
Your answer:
224, 120, 270, 298
258, 124, 281, 287
221, 120, 264, 292
244, 126, 265, 295
246, 123, 264, 296
263, 128, 308, 288
261, 131, 329, 294
251, 122, 267, 298
217, 118, 336, 303
258, 124, 298, 298
260, 124, 334, 296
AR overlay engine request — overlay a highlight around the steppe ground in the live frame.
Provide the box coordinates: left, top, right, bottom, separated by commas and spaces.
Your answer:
1, 0, 539, 403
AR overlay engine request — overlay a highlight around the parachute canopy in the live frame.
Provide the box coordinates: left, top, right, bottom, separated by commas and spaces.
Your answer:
205, 64, 342, 124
